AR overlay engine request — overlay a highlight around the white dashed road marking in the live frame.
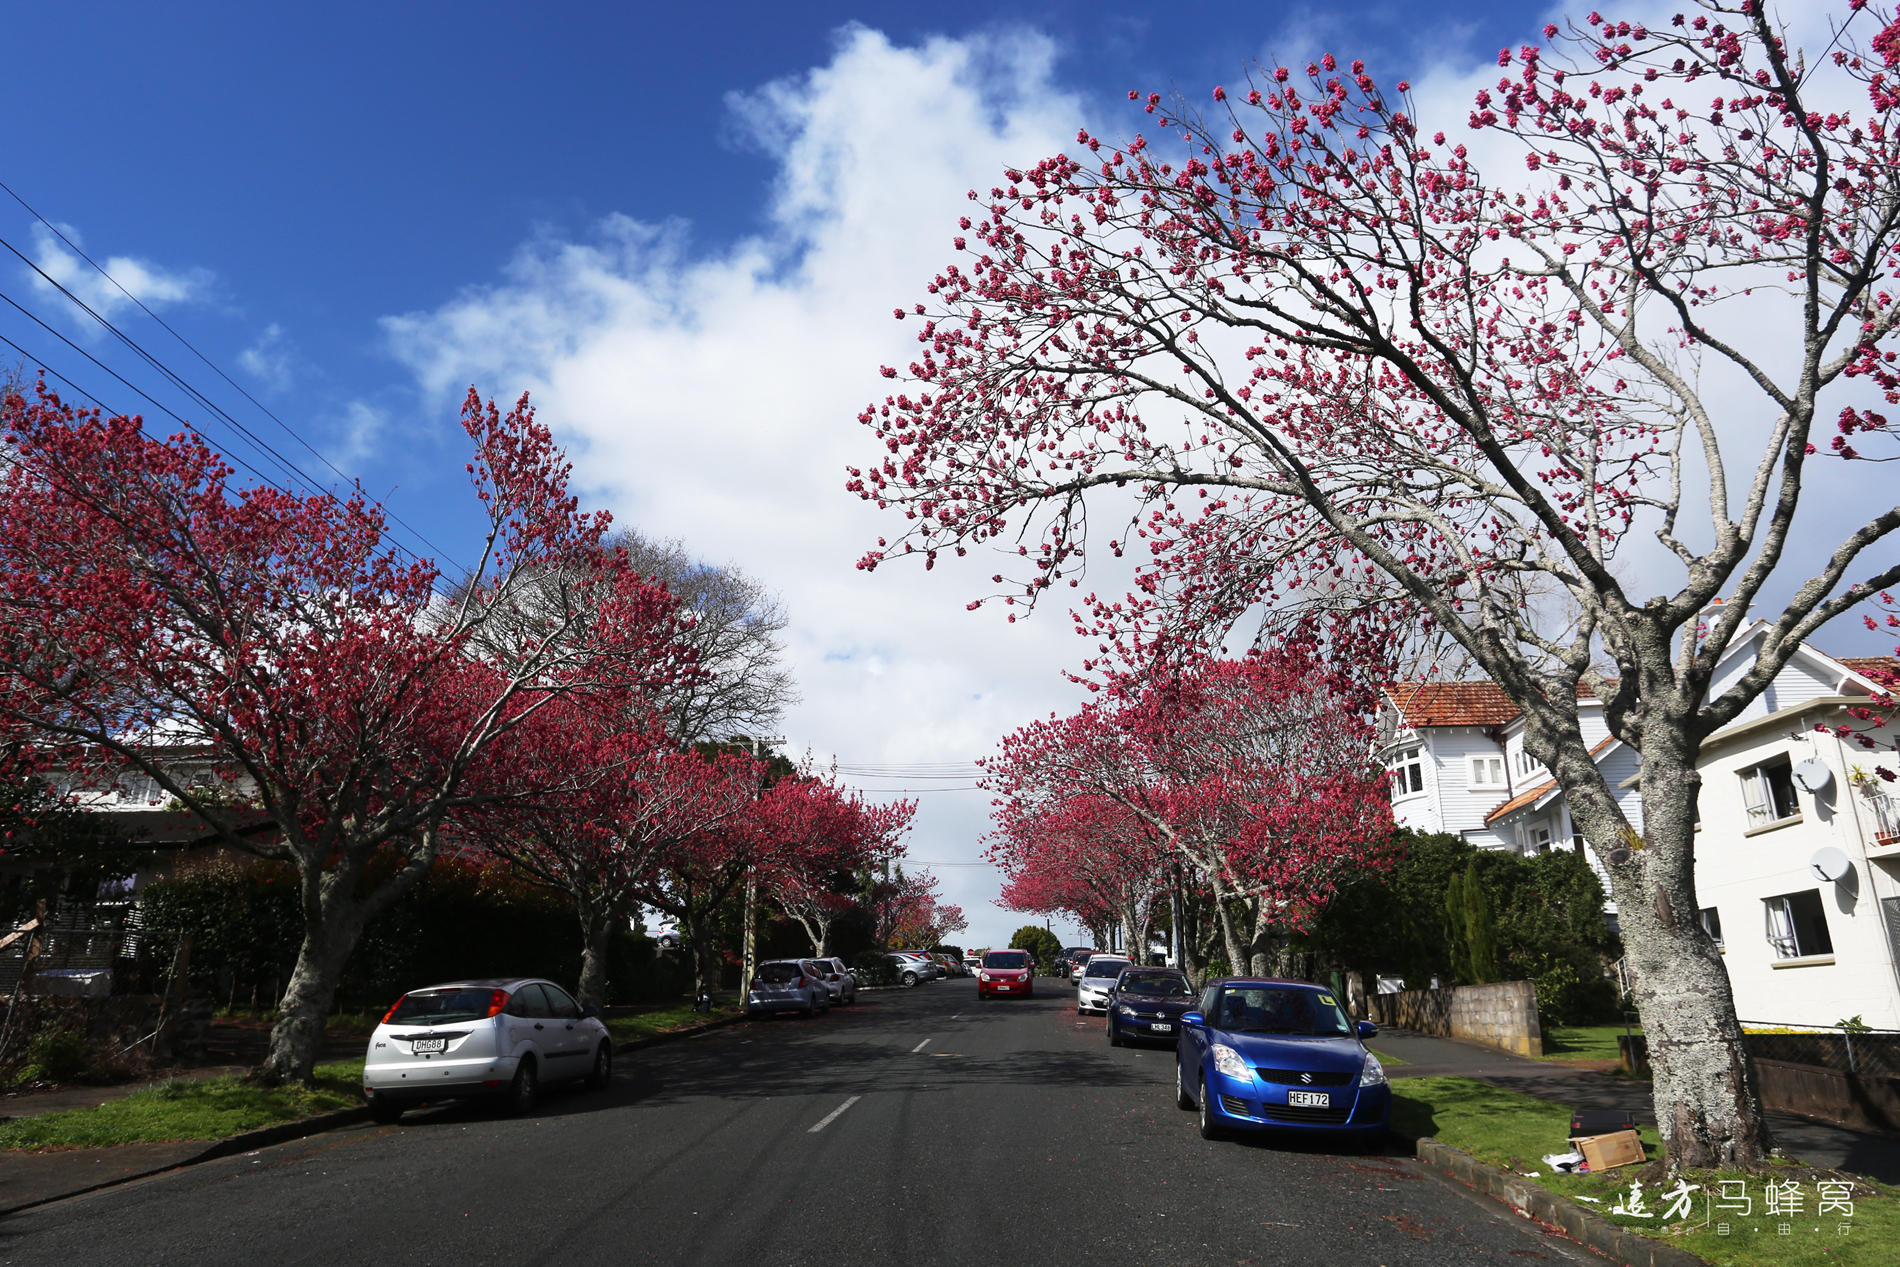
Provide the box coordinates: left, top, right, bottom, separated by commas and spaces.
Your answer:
808, 1096, 862, 1133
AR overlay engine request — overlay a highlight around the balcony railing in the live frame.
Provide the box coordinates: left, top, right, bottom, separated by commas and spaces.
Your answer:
1871, 793, 1900, 846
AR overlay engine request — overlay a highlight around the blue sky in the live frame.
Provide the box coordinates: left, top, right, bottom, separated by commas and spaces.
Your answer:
6, 2, 1889, 946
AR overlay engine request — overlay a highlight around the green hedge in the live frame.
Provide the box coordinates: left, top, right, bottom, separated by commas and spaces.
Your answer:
137, 857, 687, 1012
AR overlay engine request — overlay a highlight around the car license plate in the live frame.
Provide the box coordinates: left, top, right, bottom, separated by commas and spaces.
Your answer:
998, 985, 1012, 990
411, 1037, 447, 1054
1148, 1022, 1173, 1032
1288, 1090, 1329, 1108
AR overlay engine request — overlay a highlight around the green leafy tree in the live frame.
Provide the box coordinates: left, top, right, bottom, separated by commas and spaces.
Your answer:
1008, 925, 1063, 974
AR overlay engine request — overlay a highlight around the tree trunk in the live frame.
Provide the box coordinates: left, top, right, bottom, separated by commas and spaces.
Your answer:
256, 914, 359, 1086
1567, 731, 1772, 1170
687, 913, 724, 997
575, 905, 615, 1010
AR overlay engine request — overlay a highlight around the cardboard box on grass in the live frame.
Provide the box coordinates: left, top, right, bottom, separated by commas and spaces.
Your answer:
1569, 1130, 1646, 1172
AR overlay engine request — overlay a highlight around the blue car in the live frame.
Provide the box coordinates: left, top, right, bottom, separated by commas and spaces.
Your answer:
1174, 978, 1390, 1144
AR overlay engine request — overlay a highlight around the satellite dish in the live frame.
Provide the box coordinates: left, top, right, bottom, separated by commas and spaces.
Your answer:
1810, 846, 1852, 883
1793, 759, 1834, 793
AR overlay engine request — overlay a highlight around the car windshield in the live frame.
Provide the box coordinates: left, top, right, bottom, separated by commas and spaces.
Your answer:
1085, 960, 1129, 978
1119, 974, 1191, 997
386, 988, 497, 1026
1211, 987, 1353, 1036
758, 963, 803, 983
984, 952, 1027, 969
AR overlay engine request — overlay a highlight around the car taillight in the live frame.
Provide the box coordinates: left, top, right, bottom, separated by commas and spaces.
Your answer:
484, 989, 509, 1018
381, 994, 409, 1024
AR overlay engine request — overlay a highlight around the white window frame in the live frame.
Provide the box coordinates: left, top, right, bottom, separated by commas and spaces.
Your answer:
1699, 907, 1724, 947
1389, 747, 1424, 799
1527, 824, 1553, 853
1739, 759, 1799, 828
1468, 754, 1508, 791
1762, 890, 1831, 960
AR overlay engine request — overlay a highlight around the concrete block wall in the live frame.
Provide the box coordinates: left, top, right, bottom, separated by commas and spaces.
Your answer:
1370, 980, 1543, 1057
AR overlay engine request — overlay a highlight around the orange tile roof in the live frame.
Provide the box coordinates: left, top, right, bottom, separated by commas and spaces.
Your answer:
1382, 681, 1521, 728
1483, 736, 1617, 824
1839, 656, 1899, 680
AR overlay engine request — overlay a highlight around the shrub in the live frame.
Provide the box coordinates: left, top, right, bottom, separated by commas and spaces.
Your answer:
14, 1029, 90, 1086
1007, 925, 1064, 973
850, 951, 897, 987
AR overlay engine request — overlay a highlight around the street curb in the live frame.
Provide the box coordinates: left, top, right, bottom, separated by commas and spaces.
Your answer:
0, 1105, 373, 1218
1404, 1132, 1711, 1267
616, 1011, 751, 1050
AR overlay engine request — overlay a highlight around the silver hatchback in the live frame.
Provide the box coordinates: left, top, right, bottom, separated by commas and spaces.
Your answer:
362, 978, 612, 1123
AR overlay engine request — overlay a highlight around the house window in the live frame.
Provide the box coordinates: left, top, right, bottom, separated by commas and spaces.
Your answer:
1469, 755, 1507, 790
1388, 747, 1424, 797
1739, 758, 1799, 827
1699, 907, 1724, 947
1528, 825, 1553, 854
115, 775, 159, 805
1763, 890, 1833, 960
1514, 749, 1545, 778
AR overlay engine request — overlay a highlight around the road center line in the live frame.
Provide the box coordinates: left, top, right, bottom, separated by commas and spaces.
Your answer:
808, 1095, 861, 1133
911, 1038, 931, 1053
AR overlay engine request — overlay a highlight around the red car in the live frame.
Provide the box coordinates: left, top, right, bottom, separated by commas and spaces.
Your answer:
976, 949, 1035, 999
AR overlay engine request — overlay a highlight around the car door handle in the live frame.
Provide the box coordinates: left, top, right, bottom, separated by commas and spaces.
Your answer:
534, 1023, 545, 1030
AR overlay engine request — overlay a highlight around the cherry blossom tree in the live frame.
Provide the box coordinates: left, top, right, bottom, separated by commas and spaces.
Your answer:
763, 775, 915, 955
990, 792, 1169, 955
0, 386, 690, 1082
469, 703, 761, 1008
853, 2, 1900, 1169
985, 649, 1389, 978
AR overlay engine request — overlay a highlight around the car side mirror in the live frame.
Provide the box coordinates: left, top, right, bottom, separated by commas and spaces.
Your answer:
581, 1006, 601, 1020
1181, 1010, 1204, 1027
1357, 1020, 1378, 1040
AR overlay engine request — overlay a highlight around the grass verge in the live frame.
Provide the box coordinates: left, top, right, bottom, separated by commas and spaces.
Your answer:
1537, 1025, 1641, 1063
1391, 1076, 1894, 1266
604, 1001, 743, 1046
0, 1060, 366, 1151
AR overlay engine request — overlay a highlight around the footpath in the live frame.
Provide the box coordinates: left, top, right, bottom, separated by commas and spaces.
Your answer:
1374, 1028, 1900, 1183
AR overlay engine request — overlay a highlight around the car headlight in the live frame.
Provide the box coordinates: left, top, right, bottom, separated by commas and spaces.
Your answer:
1210, 1044, 1250, 1080
1360, 1053, 1388, 1087
1118, 1004, 1138, 1017
978, 972, 990, 981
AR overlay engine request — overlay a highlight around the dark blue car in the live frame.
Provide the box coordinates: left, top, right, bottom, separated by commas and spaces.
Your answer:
1174, 978, 1390, 1144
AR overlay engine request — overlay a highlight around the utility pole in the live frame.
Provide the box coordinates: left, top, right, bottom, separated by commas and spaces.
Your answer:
740, 735, 785, 1000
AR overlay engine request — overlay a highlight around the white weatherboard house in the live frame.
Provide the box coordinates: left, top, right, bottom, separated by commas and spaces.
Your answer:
1378, 631, 1900, 1029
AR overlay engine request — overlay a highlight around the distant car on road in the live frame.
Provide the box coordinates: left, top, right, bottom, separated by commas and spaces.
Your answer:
1075, 955, 1131, 1014
1064, 948, 1097, 983
1175, 978, 1390, 1145
1105, 968, 1196, 1046
748, 960, 833, 1018
363, 977, 611, 1124
806, 957, 858, 1005
976, 949, 1034, 998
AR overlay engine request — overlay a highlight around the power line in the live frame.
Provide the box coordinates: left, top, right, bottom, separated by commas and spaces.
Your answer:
0, 187, 463, 573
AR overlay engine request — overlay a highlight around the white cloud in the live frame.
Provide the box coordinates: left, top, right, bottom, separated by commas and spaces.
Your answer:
237, 323, 295, 392
325, 400, 387, 471
26, 223, 210, 321
382, 26, 1109, 947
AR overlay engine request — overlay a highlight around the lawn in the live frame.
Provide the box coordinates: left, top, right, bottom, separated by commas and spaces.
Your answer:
1391, 1076, 1893, 1267
603, 1001, 743, 1046
0, 1060, 367, 1151
1537, 1025, 1642, 1063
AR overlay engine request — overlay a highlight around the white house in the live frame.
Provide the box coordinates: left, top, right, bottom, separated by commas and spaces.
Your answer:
1379, 631, 1900, 1029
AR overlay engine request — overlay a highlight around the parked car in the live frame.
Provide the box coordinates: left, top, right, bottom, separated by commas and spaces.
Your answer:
809, 956, 859, 1004
889, 952, 938, 987
1174, 978, 1390, 1145
932, 952, 966, 978
362, 977, 611, 1124
975, 949, 1034, 998
748, 959, 833, 1017
1075, 955, 1131, 1013
1104, 968, 1196, 1046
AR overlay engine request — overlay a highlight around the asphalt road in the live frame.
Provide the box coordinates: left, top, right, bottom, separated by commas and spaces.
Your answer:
0, 983, 1613, 1266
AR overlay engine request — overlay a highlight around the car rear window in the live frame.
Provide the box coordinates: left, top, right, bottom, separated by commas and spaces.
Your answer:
984, 951, 1027, 969
758, 963, 803, 983
386, 987, 500, 1026
1085, 960, 1129, 977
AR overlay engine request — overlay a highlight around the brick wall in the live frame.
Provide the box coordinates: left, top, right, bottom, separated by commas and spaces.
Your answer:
1369, 980, 1543, 1057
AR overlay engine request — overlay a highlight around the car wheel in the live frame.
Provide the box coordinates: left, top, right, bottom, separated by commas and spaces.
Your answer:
1107, 1018, 1122, 1047
585, 1041, 612, 1090
506, 1059, 539, 1116
368, 1094, 405, 1125
901, 972, 918, 988
845, 990, 857, 1005
1197, 1075, 1225, 1140
1175, 1057, 1195, 1110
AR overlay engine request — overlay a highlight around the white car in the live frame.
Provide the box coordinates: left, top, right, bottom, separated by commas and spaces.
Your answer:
363, 977, 611, 1123
806, 956, 859, 1005
1075, 956, 1132, 1014
748, 959, 834, 1017
889, 952, 940, 986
